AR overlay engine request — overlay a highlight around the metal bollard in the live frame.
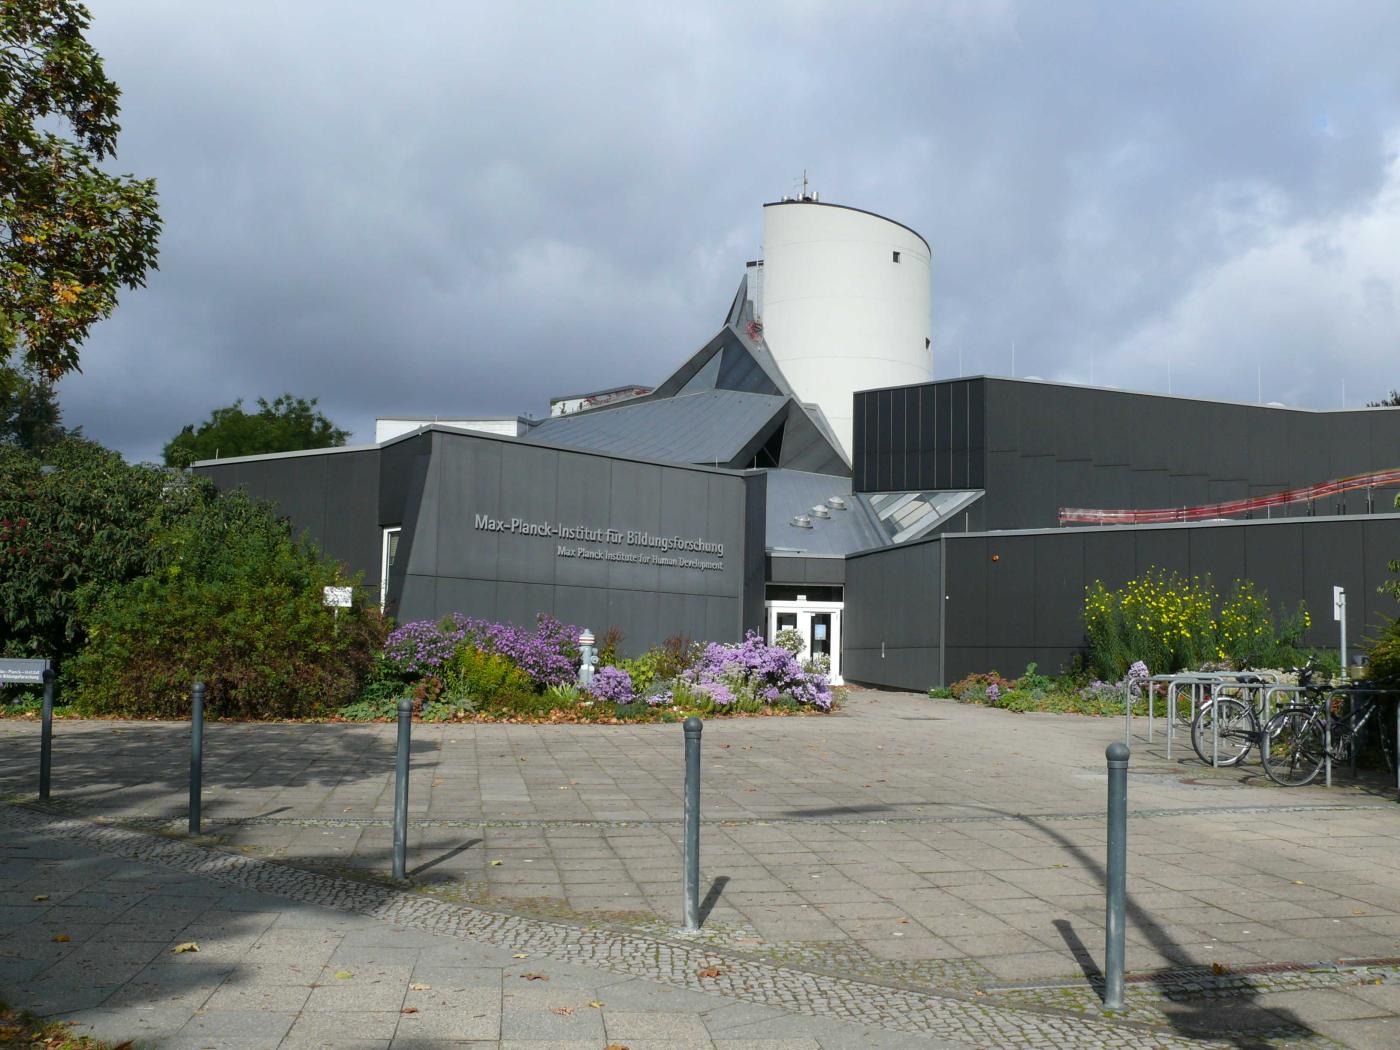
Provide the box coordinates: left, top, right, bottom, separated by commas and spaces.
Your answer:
39, 669, 55, 801
393, 697, 412, 880
682, 716, 702, 932
1104, 741, 1129, 1010
189, 682, 205, 836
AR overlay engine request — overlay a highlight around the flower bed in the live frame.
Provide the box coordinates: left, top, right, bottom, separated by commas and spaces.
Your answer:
339, 616, 837, 723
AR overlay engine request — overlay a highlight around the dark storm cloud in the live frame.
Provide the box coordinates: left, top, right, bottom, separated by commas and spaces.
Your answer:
60, 1, 1400, 461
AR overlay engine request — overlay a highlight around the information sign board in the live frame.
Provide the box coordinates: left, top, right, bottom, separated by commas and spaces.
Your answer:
323, 586, 354, 608
0, 658, 50, 685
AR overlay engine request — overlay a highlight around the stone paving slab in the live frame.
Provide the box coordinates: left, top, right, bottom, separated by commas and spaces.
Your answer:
3, 800, 1239, 1049
4, 691, 1400, 1047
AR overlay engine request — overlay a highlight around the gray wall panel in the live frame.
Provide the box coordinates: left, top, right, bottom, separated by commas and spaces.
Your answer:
845, 516, 1400, 691
855, 379, 1400, 534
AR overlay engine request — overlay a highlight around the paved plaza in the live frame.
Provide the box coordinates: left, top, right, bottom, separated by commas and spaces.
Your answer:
3, 691, 1400, 1048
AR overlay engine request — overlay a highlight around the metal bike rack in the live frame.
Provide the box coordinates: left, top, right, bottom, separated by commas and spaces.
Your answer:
1128, 669, 1282, 766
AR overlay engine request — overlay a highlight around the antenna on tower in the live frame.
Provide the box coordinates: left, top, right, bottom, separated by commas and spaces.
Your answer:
802, 170, 809, 199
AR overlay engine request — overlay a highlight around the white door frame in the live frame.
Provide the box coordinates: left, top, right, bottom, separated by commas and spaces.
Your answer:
766, 599, 843, 685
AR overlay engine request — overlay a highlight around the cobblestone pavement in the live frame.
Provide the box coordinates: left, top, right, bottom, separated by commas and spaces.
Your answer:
4, 691, 1400, 1046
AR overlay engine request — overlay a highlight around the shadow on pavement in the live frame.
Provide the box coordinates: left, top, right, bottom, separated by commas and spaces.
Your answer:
1017, 808, 1312, 1048
0, 722, 434, 820
408, 838, 482, 879
699, 875, 729, 926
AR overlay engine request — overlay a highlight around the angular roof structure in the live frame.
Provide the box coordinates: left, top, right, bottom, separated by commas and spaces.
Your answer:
523, 389, 788, 466
525, 277, 850, 475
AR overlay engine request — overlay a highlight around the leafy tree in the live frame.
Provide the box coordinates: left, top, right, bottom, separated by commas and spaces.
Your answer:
163, 394, 350, 466
1367, 390, 1400, 408
1, 0, 161, 380
0, 435, 186, 665
0, 360, 65, 449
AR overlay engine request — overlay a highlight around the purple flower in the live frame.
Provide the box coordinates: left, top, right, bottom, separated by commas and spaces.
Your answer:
986, 683, 1001, 702
586, 665, 634, 704
679, 631, 832, 710
384, 613, 581, 687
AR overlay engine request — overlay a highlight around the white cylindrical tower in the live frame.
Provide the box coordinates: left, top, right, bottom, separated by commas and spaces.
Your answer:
758, 199, 932, 460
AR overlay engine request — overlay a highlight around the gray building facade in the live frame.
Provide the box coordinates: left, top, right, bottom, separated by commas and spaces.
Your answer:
846, 515, 1400, 691
197, 427, 766, 654
853, 378, 1400, 532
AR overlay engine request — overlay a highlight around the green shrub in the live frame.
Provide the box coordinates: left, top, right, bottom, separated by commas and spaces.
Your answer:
71, 490, 386, 719
422, 696, 476, 722
1085, 569, 1309, 678
1372, 618, 1400, 689
337, 694, 400, 721
442, 645, 533, 703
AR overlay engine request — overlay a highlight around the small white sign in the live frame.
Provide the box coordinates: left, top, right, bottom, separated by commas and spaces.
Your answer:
1333, 585, 1346, 621
323, 586, 354, 609
814, 624, 827, 641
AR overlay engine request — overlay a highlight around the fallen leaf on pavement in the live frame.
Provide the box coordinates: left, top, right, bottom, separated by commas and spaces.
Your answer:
588, 1000, 603, 1009
521, 972, 548, 981
335, 970, 354, 979
409, 983, 431, 991
1292, 880, 1306, 885
551, 1007, 573, 1016
171, 942, 199, 954
697, 966, 723, 978
606, 1045, 630, 1050
490, 860, 503, 866
52, 934, 70, 943
1211, 962, 1230, 975
401, 1007, 418, 1014
32, 895, 49, 902
512, 953, 529, 959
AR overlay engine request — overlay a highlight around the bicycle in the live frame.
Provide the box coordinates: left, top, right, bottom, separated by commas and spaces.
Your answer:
1261, 684, 1396, 787
1188, 673, 1271, 767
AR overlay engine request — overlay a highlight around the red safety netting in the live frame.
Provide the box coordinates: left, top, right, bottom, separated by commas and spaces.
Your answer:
1059, 467, 1400, 526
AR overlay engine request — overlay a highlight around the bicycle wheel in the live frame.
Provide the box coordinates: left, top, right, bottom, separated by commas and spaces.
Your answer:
1190, 696, 1256, 767
1261, 708, 1326, 787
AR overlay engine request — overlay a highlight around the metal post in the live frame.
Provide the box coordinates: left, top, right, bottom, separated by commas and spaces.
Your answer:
682, 716, 702, 932
393, 697, 412, 880
1123, 689, 1132, 748
1104, 741, 1129, 1010
39, 669, 54, 801
1340, 599, 1348, 681
1350, 693, 1358, 779
1212, 695, 1220, 767
189, 682, 205, 836
1324, 699, 1332, 788
1147, 682, 1154, 743
1165, 681, 1174, 760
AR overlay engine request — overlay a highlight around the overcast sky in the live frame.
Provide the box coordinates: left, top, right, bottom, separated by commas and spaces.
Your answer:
61, 1, 1400, 461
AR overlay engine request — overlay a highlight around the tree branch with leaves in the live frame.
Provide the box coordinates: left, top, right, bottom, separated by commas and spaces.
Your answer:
1, 0, 160, 380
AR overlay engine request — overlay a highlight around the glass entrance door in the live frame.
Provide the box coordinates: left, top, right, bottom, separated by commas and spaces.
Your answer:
765, 601, 843, 685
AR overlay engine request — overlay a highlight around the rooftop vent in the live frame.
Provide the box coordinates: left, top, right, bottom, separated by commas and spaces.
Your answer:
810, 505, 831, 519
790, 515, 813, 529
826, 496, 847, 510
